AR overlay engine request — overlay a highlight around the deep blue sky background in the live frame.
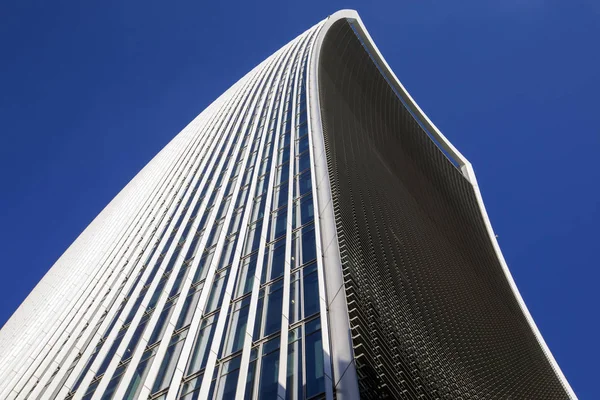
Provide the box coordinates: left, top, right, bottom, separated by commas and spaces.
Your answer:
1, 0, 598, 397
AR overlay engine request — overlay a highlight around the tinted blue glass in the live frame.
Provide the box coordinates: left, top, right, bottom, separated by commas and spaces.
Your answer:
122, 316, 149, 360
235, 253, 258, 298
286, 338, 303, 400
296, 135, 309, 154
296, 170, 312, 196
257, 350, 279, 400
269, 240, 286, 282
305, 329, 325, 397
264, 281, 283, 336
176, 286, 202, 330
273, 207, 287, 240
274, 182, 289, 209
123, 349, 155, 400
303, 269, 320, 318
97, 328, 127, 376
205, 268, 229, 313
301, 226, 316, 265
253, 293, 264, 340
244, 360, 256, 399
186, 315, 218, 374
297, 151, 310, 173
152, 331, 187, 393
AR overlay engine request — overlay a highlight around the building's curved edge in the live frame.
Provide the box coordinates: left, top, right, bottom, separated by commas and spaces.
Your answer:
307, 10, 361, 400
311, 9, 576, 400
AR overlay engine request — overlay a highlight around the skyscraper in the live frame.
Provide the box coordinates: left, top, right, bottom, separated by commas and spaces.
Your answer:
0, 9, 576, 400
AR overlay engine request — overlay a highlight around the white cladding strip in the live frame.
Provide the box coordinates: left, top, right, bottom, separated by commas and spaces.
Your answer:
232, 31, 312, 400
68, 78, 254, 400
189, 36, 297, 400
85, 86, 252, 400
102, 79, 252, 400
14, 114, 214, 400
99, 45, 279, 400
159, 42, 298, 400
40, 104, 229, 400
1, 111, 206, 396
47, 118, 218, 400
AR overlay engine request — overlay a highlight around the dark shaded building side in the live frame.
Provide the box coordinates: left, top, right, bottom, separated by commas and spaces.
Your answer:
318, 19, 570, 399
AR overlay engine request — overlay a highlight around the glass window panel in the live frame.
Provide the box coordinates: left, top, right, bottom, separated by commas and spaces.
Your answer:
169, 264, 191, 298
297, 113, 307, 127
176, 283, 204, 330
221, 297, 251, 357
253, 289, 265, 341
97, 327, 127, 376
242, 165, 255, 186
243, 221, 263, 255
279, 131, 291, 149
255, 176, 268, 198
192, 248, 215, 285
101, 362, 127, 400
296, 151, 310, 174
266, 239, 286, 283
206, 219, 224, 248
227, 207, 244, 236
294, 170, 312, 197
123, 348, 156, 400
148, 277, 168, 309
289, 270, 300, 325
186, 314, 218, 375
150, 299, 175, 345
257, 344, 280, 399
286, 335, 303, 400
215, 355, 241, 400
219, 237, 237, 269
244, 358, 257, 399
296, 134, 309, 154
234, 185, 249, 209
216, 195, 232, 219
305, 329, 325, 397
292, 194, 314, 229
122, 314, 150, 360
152, 330, 188, 393
271, 207, 287, 241
273, 182, 289, 210
275, 162, 289, 185
251, 195, 267, 223
303, 266, 320, 318
179, 373, 203, 400
291, 224, 317, 269
235, 253, 258, 298
264, 280, 284, 337
205, 267, 230, 313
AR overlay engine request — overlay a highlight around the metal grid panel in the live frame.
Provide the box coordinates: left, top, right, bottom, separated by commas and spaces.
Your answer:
318, 19, 571, 400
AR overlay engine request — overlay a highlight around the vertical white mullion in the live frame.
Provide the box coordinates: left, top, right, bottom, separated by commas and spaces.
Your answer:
194, 43, 288, 400
47, 112, 220, 400
99, 78, 250, 400
107, 85, 249, 400
303, 22, 335, 400
233, 33, 307, 400
69, 110, 222, 400
276, 35, 311, 400
159, 58, 273, 400
89, 104, 237, 400
5, 117, 205, 400
22, 119, 208, 400
135, 67, 262, 400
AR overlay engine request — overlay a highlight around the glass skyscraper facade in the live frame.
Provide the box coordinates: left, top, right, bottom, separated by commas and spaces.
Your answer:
0, 10, 576, 400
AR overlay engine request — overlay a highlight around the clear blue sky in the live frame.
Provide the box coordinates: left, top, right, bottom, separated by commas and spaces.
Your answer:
1, 1, 597, 397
